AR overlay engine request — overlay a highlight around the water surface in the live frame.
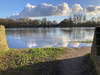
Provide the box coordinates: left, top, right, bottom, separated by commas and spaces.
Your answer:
6, 27, 95, 49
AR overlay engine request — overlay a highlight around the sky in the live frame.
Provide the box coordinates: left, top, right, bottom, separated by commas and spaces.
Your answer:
0, 0, 100, 22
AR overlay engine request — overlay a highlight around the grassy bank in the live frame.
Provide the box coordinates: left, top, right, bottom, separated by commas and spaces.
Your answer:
0, 47, 68, 75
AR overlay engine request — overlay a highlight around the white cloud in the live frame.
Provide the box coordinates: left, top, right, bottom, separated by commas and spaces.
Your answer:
86, 5, 100, 15
96, 6, 100, 11
71, 4, 83, 13
7, 3, 100, 20
7, 2, 70, 19
96, 6, 100, 14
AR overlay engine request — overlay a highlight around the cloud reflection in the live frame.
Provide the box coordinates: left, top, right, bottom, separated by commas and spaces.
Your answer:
27, 43, 37, 48
71, 43, 80, 47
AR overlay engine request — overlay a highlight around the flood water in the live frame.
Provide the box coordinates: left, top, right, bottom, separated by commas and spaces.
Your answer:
6, 27, 95, 49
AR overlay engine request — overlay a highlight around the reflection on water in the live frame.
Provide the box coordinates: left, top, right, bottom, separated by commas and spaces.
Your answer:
6, 27, 94, 49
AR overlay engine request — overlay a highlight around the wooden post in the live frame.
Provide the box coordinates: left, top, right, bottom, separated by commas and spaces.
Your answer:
0, 25, 8, 52
91, 26, 100, 75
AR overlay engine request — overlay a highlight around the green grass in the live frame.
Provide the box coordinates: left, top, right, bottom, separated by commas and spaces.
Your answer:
69, 41, 93, 43
86, 53, 97, 75
0, 47, 68, 75
86, 53, 94, 68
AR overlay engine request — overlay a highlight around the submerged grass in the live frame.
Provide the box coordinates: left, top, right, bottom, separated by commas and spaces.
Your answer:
0, 47, 68, 75
69, 41, 93, 43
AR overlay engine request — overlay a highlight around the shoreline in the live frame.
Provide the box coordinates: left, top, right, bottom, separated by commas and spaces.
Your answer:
5, 26, 96, 28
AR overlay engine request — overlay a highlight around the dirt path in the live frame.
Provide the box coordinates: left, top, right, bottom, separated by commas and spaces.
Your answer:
56, 47, 92, 75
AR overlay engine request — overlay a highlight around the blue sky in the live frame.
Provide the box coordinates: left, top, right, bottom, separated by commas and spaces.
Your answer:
0, 0, 100, 22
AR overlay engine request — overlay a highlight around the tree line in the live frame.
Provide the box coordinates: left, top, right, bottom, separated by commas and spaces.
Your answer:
0, 14, 100, 28
59, 14, 100, 27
